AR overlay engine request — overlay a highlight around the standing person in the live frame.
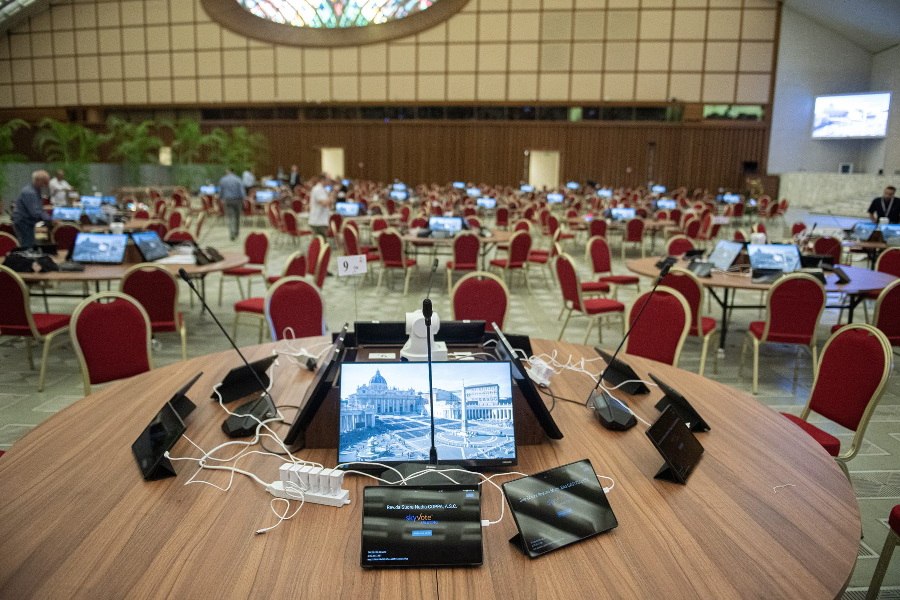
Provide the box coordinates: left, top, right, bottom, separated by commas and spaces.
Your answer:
48, 170, 73, 207
868, 186, 899, 224
241, 168, 256, 190
288, 165, 301, 189
308, 173, 333, 238
13, 170, 52, 249
218, 168, 246, 241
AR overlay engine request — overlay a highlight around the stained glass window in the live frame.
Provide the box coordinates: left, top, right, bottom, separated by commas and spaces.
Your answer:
236, 0, 440, 28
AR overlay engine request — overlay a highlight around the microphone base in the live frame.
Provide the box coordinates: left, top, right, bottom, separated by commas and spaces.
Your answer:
379, 462, 481, 486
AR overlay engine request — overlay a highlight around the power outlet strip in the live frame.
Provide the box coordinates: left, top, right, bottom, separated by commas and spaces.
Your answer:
266, 464, 350, 507
266, 480, 350, 507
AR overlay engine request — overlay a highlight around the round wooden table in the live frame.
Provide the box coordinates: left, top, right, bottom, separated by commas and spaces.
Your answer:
627, 256, 898, 347
0, 337, 859, 599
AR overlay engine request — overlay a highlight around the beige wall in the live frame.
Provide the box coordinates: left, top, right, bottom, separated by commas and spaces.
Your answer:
0, 0, 778, 108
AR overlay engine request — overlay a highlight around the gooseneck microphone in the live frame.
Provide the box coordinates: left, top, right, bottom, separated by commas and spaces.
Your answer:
178, 268, 274, 406
586, 261, 673, 429
423, 298, 438, 465
424, 258, 439, 299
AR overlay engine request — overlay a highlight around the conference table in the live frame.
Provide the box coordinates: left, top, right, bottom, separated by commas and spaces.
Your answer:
626, 256, 898, 348
401, 230, 512, 270
0, 336, 859, 599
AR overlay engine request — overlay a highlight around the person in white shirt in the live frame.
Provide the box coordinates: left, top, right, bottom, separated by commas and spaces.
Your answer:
308, 173, 333, 238
48, 170, 73, 207
241, 169, 256, 189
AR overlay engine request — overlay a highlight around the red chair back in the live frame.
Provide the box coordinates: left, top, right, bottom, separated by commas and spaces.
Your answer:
506, 231, 532, 267
400, 205, 412, 224
244, 232, 269, 264
875, 248, 900, 276
808, 325, 891, 431
146, 221, 168, 239
306, 236, 324, 276
666, 236, 695, 256
265, 277, 324, 340
661, 269, 704, 336
153, 199, 167, 217
467, 217, 481, 229
587, 236, 612, 275
554, 254, 583, 312
791, 222, 807, 236
167, 211, 183, 230
812, 236, 842, 265
71, 293, 151, 386
0, 265, 35, 335
451, 232, 480, 269
0, 232, 17, 257
51, 224, 81, 251
314, 245, 330, 289
624, 288, 690, 365
669, 208, 682, 223
410, 217, 427, 229
452, 272, 509, 331
342, 225, 361, 255
873, 279, 900, 345
377, 230, 406, 266
762, 275, 826, 344
496, 207, 509, 227
134, 209, 150, 220
282, 252, 307, 278
164, 228, 195, 242
121, 265, 178, 327
372, 217, 388, 232
624, 219, 644, 242
327, 214, 343, 238
685, 218, 701, 239
589, 219, 607, 238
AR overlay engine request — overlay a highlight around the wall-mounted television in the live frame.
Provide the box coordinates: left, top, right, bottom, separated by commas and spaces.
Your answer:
812, 92, 891, 139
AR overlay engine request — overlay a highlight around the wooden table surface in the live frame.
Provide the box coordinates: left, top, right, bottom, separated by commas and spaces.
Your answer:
17, 251, 249, 283
0, 337, 859, 599
401, 230, 512, 247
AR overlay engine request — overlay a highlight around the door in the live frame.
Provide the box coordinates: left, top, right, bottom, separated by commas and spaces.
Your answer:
320, 147, 345, 178
527, 150, 560, 190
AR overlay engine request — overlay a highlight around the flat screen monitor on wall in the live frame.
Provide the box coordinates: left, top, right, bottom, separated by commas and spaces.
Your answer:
812, 92, 891, 139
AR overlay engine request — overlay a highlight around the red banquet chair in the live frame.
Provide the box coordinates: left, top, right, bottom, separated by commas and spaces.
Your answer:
660, 268, 718, 375
554, 253, 625, 344
145, 220, 168, 240
740, 273, 826, 394
265, 276, 325, 341
0, 231, 18, 257
164, 228, 195, 243
812, 236, 843, 265
343, 225, 380, 280
446, 231, 480, 295
589, 218, 607, 239
450, 271, 510, 332
791, 222, 807, 237
866, 505, 900, 600
0, 265, 71, 392
376, 228, 417, 295
50, 223, 80, 252
665, 235, 695, 256
585, 235, 641, 300
624, 287, 691, 366
780, 324, 892, 482
218, 231, 269, 305
862, 247, 900, 321
832, 278, 900, 348
121, 264, 187, 361
621, 218, 646, 259
490, 229, 532, 291
268, 251, 307, 286
70, 292, 152, 396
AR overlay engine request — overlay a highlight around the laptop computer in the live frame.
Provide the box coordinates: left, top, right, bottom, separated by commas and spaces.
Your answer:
502, 459, 618, 558
52, 207, 82, 221
70, 233, 129, 264
335, 202, 362, 217
747, 243, 801, 284
360, 485, 483, 568
428, 216, 464, 238
609, 207, 636, 222
690, 240, 743, 277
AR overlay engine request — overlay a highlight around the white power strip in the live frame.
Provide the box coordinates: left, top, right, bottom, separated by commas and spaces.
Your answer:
266, 480, 350, 507
267, 464, 351, 507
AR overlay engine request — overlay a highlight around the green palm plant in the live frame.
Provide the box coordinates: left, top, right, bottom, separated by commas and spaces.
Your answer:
0, 118, 29, 198
33, 118, 108, 191
106, 116, 163, 185
207, 126, 269, 174
163, 117, 214, 188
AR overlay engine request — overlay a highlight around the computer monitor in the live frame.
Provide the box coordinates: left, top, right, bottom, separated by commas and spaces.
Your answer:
101, 196, 117, 205
597, 189, 613, 198
656, 199, 676, 210
52, 207, 82, 221
341, 179, 351, 186
283, 325, 349, 448
392, 183, 407, 191
452, 181, 466, 189
706, 240, 744, 271
254, 190, 275, 203
651, 185, 666, 194
747, 243, 802, 273
131, 230, 169, 262
389, 190, 408, 201
721, 193, 741, 204
566, 181, 579, 190
200, 185, 218, 195
520, 185, 535, 193
610, 207, 636, 221
335, 202, 362, 217
477, 198, 496, 210
264, 179, 280, 188
882, 224, 900, 245
71, 233, 129, 264
466, 187, 481, 198
80, 197, 101, 209
546, 193, 564, 204
337, 361, 517, 468
429, 216, 464, 233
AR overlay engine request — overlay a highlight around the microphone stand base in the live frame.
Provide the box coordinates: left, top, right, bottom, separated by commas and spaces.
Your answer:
379, 462, 481, 486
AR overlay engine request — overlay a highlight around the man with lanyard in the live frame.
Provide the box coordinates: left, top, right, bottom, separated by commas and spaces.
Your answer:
868, 186, 900, 224
13, 170, 52, 249
218, 168, 246, 241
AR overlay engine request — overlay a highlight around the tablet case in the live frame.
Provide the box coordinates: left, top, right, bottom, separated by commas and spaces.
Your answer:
645, 405, 704, 484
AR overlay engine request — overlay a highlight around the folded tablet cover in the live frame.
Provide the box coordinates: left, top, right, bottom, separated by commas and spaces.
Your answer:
502, 459, 618, 558
646, 405, 704, 484
361, 485, 482, 568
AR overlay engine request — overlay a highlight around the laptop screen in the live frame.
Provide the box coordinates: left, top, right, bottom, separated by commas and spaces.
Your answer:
566, 181, 579, 190
200, 185, 218, 195
452, 181, 465, 189
610, 207, 636, 221
335, 202, 361, 217
881, 224, 900, 244
721, 193, 741, 204
546, 193, 564, 204
747, 244, 802, 272
392, 183, 407, 191
520, 185, 534, 193
651, 185, 666, 194
80, 197, 101, 209
264, 179, 280, 188
597, 189, 612, 198
466, 187, 481, 197
389, 190, 408, 201
52, 207, 82, 221
131, 230, 169, 262
254, 190, 275, 203
476, 198, 496, 209
101, 196, 117, 205
656, 199, 676, 210
338, 361, 516, 468
707, 240, 743, 271
71, 233, 129, 264
361, 486, 483, 568
429, 216, 464, 233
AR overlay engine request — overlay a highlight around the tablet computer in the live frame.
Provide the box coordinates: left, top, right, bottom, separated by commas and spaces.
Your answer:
645, 405, 704, 484
131, 402, 187, 481
647, 373, 709, 433
502, 459, 618, 558
361, 485, 483, 568
131, 230, 170, 262
594, 347, 650, 395
71, 233, 129, 264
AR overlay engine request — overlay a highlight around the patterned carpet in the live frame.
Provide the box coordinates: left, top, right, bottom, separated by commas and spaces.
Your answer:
0, 212, 897, 594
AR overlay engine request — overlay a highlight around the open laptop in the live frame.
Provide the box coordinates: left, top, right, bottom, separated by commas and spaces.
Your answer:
882, 224, 900, 246
690, 239, 743, 277
199, 185, 218, 195
476, 197, 496, 210
546, 193, 564, 204
428, 216, 464, 239
131, 230, 170, 262
335, 202, 361, 217
254, 190, 275, 203
609, 207, 636, 222
52, 207, 82, 221
70, 233, 129, 264
747, 243, 802, 283
656, 199, 676, 210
